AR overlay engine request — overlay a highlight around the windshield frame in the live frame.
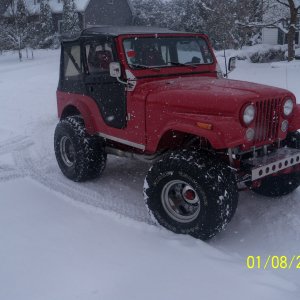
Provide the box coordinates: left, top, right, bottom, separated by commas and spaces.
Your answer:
119, 34, 215, 73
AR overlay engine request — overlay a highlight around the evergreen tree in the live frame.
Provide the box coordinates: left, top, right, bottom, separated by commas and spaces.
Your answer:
16, 0, 27, 30
62, 0, 80, 37
0, 21, 9, 54
132, 0, 166, 27
39, 0, 54, 46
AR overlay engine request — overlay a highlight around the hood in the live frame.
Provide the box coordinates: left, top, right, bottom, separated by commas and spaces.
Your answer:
141, 77, 293, 116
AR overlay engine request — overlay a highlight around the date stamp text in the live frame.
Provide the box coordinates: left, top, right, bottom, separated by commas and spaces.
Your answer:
246, 255, 300, 270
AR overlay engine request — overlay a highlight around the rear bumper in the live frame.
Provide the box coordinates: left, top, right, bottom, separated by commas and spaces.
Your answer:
244, 148, 300, 181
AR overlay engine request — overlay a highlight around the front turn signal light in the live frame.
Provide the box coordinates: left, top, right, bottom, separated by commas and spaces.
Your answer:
196, 122, 213, 130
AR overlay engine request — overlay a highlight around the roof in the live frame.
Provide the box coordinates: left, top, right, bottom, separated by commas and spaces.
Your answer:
81, 25, 182, 37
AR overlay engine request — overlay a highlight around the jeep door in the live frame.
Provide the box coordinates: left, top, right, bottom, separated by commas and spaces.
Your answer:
83, 38, 127, 129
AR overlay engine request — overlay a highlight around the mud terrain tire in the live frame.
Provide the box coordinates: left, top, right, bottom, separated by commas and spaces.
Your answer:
144, 150, 238, 240
54, 116, 107, 182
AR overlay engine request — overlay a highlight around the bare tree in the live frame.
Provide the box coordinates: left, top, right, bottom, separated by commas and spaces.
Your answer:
278, 0, 300, 60
3, 0, 33, 61
132, 0, 264, 49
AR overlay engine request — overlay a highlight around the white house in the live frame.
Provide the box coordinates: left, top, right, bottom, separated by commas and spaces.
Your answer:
262, 26, 299, 46
262, 11, 300, 46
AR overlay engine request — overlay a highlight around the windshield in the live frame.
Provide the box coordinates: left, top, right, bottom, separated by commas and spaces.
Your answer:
123, 36, 214, 69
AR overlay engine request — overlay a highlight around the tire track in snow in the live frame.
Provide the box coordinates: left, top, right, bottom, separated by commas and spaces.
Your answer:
0, 165, 23, 183
0, 135, 33, 156
1, 131, 152, 223
13, 148, 153, 224
0, 135, 34, 182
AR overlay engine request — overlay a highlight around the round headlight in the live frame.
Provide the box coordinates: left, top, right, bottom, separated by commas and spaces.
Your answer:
242, 104, 256, 126
245, 128, 255, 141
281, 120, 289, 132
283, 99, 294, 117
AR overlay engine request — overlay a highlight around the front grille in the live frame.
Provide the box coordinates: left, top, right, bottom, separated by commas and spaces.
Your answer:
254, 98, 282, 142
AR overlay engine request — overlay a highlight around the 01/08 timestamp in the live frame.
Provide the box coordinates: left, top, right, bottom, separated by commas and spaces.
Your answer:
246, 255, 300, 270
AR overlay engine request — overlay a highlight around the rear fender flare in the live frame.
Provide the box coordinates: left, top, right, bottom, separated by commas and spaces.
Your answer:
58, 96, 99, 135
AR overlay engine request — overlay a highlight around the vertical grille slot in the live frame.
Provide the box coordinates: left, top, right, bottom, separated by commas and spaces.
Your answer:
254, 99, 281, 143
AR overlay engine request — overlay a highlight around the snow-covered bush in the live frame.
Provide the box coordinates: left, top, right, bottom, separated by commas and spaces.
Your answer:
249, 48, 286, 63
294, 47, 300, 59
216, 44, 288, 63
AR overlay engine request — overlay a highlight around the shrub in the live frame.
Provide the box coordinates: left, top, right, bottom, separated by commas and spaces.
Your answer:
249, 48, 286, 63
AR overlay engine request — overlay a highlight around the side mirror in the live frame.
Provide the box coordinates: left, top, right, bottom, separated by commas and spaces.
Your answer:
109, 62, 121, 78
228, 57, 237, 72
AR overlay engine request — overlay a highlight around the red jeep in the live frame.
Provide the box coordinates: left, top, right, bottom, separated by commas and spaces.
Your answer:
54, 26, 300, 240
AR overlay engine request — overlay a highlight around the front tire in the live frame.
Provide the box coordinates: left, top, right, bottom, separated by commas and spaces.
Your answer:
54, 116, 107, 182
251, 131, 300, 197
144, 150, 238, 240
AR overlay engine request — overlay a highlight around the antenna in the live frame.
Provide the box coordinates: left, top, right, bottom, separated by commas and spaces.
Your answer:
285, 63, 288, 90
224, 49, 228, 78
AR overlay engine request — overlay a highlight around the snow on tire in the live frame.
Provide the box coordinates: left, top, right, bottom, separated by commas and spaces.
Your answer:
144, 150, 238, 240
54, 116, 107, 182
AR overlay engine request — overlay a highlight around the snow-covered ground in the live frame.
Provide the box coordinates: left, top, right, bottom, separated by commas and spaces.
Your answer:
1, 50, 300, 300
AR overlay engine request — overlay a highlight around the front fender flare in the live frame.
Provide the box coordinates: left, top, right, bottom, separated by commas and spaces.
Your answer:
146, 113, 245, 152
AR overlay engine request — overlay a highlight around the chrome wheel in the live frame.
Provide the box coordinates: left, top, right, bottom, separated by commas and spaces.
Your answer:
161, 180, 201, 223
60, 136, 75, 167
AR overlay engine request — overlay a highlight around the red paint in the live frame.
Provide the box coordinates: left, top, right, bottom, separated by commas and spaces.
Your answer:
57, 32, 300, 154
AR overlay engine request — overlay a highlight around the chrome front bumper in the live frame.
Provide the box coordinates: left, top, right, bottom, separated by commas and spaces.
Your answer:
245, 148, 300, 181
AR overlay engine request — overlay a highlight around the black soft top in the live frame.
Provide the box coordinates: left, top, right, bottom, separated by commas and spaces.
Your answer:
62, 26, 203, 43
81, 26, 183, 37
80, 25, 186, 37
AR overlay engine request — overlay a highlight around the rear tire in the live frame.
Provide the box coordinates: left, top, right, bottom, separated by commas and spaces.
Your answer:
144, 150, 238, 240
54, 116, 107, 182
251, 131, 300, 197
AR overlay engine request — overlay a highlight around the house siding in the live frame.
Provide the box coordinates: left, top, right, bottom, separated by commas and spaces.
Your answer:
262, 28, 300, 46
262, 28, 279, 45
84, 0, 133, 27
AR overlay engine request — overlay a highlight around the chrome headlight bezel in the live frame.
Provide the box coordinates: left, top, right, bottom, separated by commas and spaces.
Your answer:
283, 98, 294, 117
241, 104, 256, 127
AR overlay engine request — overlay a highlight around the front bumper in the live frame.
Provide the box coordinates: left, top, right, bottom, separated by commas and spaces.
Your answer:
245, 148, 300, 181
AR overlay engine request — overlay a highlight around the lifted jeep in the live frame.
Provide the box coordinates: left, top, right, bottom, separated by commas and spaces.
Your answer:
54, 26, 300, 240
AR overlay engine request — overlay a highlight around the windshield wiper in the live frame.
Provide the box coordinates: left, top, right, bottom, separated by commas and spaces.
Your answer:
169, 61, 197, 69
129, 64, 161, 71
